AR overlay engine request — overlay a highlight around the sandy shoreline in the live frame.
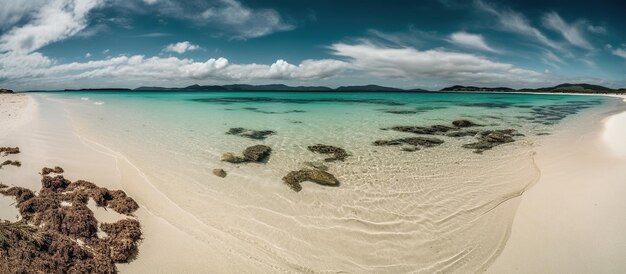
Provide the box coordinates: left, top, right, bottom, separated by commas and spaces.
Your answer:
2, 93, 626, 272
488, 95, 626, 272
0, 94, 262, 272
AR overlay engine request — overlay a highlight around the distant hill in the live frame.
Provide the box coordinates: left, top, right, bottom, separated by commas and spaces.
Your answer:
441, 85, 515, 92
13, 83, 626, 94
63, 88, 132, 91
0, 88, 14, 94
442, 83, 625, 94
518, 83, 615, 93
335, 85, 404, 92
134, 84, 405, 92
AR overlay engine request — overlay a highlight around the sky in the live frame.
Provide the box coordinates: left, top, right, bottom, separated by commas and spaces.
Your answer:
0, 0, 625, 90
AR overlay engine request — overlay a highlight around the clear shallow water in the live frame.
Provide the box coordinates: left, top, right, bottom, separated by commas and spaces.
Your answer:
38, 91, 608, 272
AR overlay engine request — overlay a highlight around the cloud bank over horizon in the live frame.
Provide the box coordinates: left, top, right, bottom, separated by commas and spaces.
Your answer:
0, 0, 624, 90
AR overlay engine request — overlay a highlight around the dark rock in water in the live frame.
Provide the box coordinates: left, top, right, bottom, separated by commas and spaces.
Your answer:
373, 137, 444, 147
383, 109, 418, 115
307, 144, 349, 162
462, 129, 519, 153
226, 127, 276, 140
190, 97, 406, 106
222, 145, 272, 164
400, 146, 419, 152
212, 169, 227, 178
446, 130, 479, 137
0, 89, 14, 94
221, 152, 247, 163
303, 161, 329, 171
458, 102, 515, 109
452, 119, 478, 127
386, 125, 454, 135
282, 169, 340, 192
242, 145, 272, 162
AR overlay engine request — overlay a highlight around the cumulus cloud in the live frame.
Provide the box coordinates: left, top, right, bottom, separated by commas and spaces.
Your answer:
476, 0, 561, 50
328, 42, 547, 84
0, 0, 103, 53
448, 32, 499, 53
0, 53, 348, 89
542, 12, 593, 50
164, 41, 201, 54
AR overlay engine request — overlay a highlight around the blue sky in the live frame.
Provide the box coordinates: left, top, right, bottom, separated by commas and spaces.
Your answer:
0, 0, 625, 90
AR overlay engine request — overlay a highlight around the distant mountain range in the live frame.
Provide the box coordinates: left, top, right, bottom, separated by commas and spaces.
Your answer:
133, 84, 413, 92
441, 83, 624, 94
11, 83, 626, 94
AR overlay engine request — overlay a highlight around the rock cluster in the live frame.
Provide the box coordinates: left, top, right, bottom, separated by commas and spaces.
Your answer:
41, 166, 64, 175
307, 144, 349, 162
222, 145, 272, 164
373, 137, 444, 149
282, 169, 340, 192
0, 167, 142, 274
0, 147, 20, 155
462, 129, 523, 153
226, 127, 276, 140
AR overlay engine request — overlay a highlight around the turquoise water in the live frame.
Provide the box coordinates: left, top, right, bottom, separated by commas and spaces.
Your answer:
37, 91, 609, 272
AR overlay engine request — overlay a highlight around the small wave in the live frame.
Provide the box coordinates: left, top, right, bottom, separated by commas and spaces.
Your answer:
81, 97, 89, 101
94, 101, 104, 105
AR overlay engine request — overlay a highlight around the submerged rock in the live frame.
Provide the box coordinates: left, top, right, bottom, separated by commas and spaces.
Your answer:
307, 144, 349, 162
445, 130, 479, 138
226, 127, 276, 140
462, 129, 519, 153
222, 145, 272, 164
385, 125, 455, 135
452, 119, 479, 127
383, 109, 418, 115
373, 137, 444, 148
282, 169, 340, 192
400, 146, 419, 152
212, 168, 227, 178
242, 145, 272, 162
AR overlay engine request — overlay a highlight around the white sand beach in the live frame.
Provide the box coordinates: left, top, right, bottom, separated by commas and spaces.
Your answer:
2, 93, 626, 273
488, 95, 626, 273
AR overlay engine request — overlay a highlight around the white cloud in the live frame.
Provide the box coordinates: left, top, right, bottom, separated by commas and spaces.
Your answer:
0, 0, 47, 29
542, 12, 593, 50
200, 0, 293, 39
587, 25, 606, 34
0, 53, 348, 89
328, 42, 547, 84
607, 45, 626, 60
0, 0, 103, 53
448, 32, 498, 53
85, 52, 91, 58
164, 41, 201, 54
476, 0, 561, 50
